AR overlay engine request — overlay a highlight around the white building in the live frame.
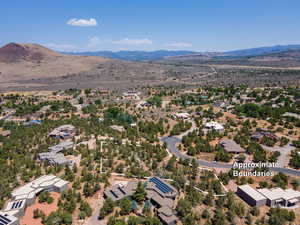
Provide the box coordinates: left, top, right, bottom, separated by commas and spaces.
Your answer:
237, 184, 300, 208
110, 125, 125, 132
136, 100, 150, 108
237, 185, 267, 207
11, 175, 69, 203
258, 187, 300, 207
122, 91, 141, 100
0, 175, 69, 225
205, 121, 224, 131
283, 112, 300, 120
0, 211, 19, 225
173, 113, 190, 120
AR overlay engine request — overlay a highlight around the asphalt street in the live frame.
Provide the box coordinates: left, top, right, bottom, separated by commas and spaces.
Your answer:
161, 136, 300, 177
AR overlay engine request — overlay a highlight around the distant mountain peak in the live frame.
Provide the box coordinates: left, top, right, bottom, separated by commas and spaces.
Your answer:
225, 44, 300, 57
0, 42, 60, 63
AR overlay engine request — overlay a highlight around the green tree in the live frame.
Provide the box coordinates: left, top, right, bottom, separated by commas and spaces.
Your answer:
133, 182, 147, 203
119, 197, 132, 215
99, 198, 115, 219
176, 198, 192, 218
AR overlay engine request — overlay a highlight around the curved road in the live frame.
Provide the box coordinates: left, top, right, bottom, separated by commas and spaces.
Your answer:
161, 136, 300, 177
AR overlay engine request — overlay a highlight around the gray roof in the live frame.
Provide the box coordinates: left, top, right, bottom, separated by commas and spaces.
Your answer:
11, 175, 69, 200
213, 101, 227, 108
49, 141, 74, 153
146, 190, 174, 208
49, 125, 75, 137
220, 139, 246, 153
238, 185, 266, 201
158, 206, 175, 216
0, 175, 69, 225
39, 141, 74, 166
104, 177, 179, 224
39, 152, 71, 166
157, 207, 179, 225
104, 181, 138, 202
258, 188, 300, 201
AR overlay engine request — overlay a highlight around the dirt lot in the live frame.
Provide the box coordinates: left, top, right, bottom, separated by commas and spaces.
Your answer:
20, 192, 60, 225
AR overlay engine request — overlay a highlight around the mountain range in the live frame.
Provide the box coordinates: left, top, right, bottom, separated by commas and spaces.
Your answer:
1, 42, 300, 92
225, 44, 300, 57
63, 50, 197, 61
64, 44, 300, 61
0, 42, 206, 91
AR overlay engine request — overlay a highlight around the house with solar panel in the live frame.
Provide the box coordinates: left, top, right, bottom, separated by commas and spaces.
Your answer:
0, 175, 69, 225
0, 213, 18, 225
104, 177, 179, 225
146, 177, 179, 225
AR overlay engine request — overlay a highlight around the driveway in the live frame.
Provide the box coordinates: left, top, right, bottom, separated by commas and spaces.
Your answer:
84, 188, 107, 225
175, 119, 197, 140
261, 142, 295, 167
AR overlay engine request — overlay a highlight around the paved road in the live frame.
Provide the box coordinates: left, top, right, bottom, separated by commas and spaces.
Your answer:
175, 119, 197, 140
162, 136, 231, 169
161, 136, 300, 177
261, 143, 295, 167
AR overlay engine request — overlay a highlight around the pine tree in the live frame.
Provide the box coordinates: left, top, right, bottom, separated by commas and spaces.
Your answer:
133, 182, 147, 203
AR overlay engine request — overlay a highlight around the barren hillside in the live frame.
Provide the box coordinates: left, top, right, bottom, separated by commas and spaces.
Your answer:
0, 43, 110, 82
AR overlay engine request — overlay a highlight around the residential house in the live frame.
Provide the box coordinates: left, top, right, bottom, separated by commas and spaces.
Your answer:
205, 121, 224, 132
104, 177, 179, 225
49, 125, 75, 139
173, 113, 190, 120
219, 139, 246, 154
0, 175, 69, 225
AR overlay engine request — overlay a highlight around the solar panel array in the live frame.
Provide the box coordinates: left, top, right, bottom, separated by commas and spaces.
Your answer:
149, 177, 173, 194
118, 187, 126, 195
10, 201, 23, 210
0, 215, 11, 225
110, 190, 119, 198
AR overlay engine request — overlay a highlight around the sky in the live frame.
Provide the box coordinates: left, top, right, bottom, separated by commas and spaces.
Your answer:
1, 0, 300, 52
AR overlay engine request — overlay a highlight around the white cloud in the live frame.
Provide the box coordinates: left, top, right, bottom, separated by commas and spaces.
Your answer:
46, 43, 78, 51
86, 37, 153, 50
67, 18, 98, 27
87, 36, 103, 48
166, 42, 192, 48
112, 38, 153, 45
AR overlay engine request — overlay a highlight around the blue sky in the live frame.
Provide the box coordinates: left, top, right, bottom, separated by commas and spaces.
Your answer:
2, 0, 300, 52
